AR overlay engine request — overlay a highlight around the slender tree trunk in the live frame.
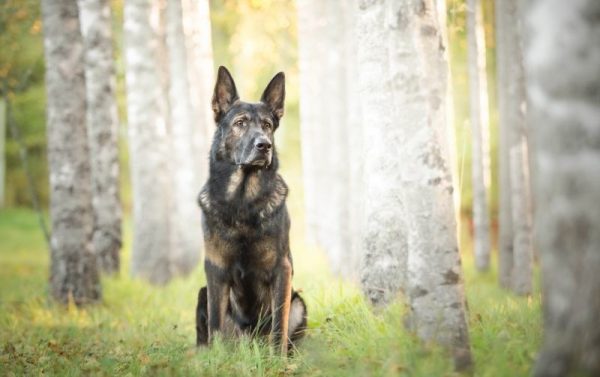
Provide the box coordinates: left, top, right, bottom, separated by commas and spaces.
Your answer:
357, 0, 407, 305
344, 0, 363, 281
182, 0, 214, 184
78, 0, 122, 275
297, 0, 353, 278
506, 0, 533, 295
42, 0, 100, 305
466, 0, 491, 271
526, 0, 600, 375
496, 0, 533, 294
125, 0, 173, 285
495, 0, 513, 288
297, 0, 328, 248
0, 98, 5, 208
166, 0, 203, 275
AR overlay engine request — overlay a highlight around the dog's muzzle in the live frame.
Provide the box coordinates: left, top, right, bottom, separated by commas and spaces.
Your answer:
239, 136, 272, 168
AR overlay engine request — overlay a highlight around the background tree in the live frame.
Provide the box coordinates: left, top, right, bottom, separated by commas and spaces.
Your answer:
41, 0, 100, 304
166, 0, 203, 275
182, 0, 214, 184
495, 0, 513, 289
297, 0, 356, 278
357, 0, 472, 369
78, 0, 122, 274
525, 0, 600, 375
124, 0, 173, 285
496, 0, 533, 295
466, 0, 491, 271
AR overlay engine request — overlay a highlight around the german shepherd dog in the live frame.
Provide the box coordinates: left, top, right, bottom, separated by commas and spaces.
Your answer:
195, 67, 307, 355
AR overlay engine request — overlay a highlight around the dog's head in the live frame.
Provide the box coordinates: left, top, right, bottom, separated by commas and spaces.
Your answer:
211, 66, 285, 169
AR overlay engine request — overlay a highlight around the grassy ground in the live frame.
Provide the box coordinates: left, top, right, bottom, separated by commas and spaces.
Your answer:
0, 208, 541, 376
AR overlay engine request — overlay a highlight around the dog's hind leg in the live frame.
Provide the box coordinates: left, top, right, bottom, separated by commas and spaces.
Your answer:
287, 290, 307, 353
196, 286, 208, 346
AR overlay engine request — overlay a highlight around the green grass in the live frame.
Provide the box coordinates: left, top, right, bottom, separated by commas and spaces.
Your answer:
0, 208, 541, 376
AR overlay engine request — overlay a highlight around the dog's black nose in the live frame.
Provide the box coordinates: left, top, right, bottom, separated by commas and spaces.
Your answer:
255, 138, 272, 152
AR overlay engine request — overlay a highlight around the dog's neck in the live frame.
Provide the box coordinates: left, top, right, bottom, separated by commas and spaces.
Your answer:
207, 153, 279, 203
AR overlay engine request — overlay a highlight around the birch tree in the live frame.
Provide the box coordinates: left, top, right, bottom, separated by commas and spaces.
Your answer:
466, 0, 491, 271
42, 0, 101, 304
358, 0, 471, 369
495, 0, 513, 288
297, 0, 355, 277
124, 0, 173, 285
496, 0, 534, 294
78, 0, 122, 274
525, 0, 600, 375
182, 0, 214, 183
166, 0, 203, 275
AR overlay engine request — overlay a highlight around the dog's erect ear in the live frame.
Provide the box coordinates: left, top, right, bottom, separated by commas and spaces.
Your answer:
212, 66, 239, 122
260, 72, 285, 120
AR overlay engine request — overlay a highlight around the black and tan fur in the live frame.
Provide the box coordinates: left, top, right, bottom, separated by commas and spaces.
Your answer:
196, 66, 307, 354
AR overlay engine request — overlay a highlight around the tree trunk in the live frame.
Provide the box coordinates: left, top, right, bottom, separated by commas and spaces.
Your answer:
124, 0, 173, 285
525, 0, 600, 375
466, 0, 491, 271
166, 0, 203, 275
181, 0, 214, 184
297, 0, 353, 277
78, 0, 122, 275
495, 0, 513, 288
356, 0, 407, 306
506, 0, 533, 296
344, 0, 363, 281
496, 0, 534, 294
42, 0, 101, 305
297, 0, 323, 248
358, 0, 472, 370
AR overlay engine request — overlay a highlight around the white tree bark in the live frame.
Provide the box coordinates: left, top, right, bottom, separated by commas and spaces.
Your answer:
496, 0, 534, 294
181, 0, 214, 183
466, 0, 491, 271
297, 0, 324, 248
495, 0, 514, 288
125, 0, 173, 285
78, 0, 122, 275
525, 0, 600, 375
358, 0, 472, 369
166, 0, 203, 275
357, 0, 407, 305
42, 0, 101, 304
297, 0, 354, 277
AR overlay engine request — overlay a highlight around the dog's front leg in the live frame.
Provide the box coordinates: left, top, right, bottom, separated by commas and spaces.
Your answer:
205, 261, 230, 342
271, 258, 292, 355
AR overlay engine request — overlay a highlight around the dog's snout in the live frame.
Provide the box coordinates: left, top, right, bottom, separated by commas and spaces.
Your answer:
254, 137, 272, 152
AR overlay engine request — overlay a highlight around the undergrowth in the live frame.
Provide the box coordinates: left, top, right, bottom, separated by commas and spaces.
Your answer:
0, 208, 541, 376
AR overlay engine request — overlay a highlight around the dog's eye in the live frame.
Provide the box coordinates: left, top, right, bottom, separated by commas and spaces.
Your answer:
235, 120, 245, 127
263, 122, 272, 130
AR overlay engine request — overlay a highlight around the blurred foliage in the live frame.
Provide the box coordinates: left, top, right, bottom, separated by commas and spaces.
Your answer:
0, 0, 46, 208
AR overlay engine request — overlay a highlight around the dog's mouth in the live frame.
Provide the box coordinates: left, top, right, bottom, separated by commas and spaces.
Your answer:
239, 153, 271, 168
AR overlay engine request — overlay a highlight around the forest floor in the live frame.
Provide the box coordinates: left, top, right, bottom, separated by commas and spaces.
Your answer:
0, 208, 541, 376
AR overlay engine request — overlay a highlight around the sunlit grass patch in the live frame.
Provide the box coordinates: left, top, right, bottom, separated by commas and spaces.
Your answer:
0, 208, 541, 376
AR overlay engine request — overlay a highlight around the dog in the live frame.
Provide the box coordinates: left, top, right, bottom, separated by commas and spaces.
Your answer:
195, 66, 307, 355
